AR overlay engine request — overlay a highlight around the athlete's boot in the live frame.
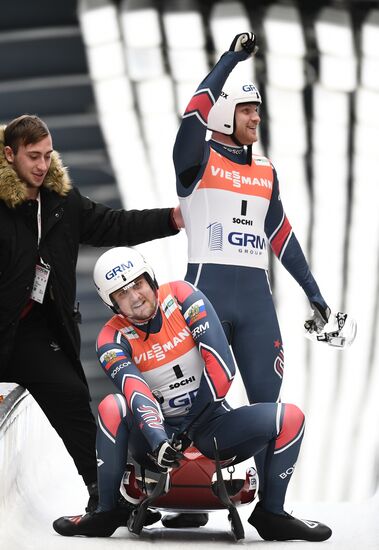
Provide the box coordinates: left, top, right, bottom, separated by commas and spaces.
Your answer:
161, 512, 209, 528
53, 505, 161, 537
53, 508, 129, 537
248, 502, 332, 542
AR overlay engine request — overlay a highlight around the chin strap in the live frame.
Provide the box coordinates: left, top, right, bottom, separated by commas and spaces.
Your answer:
246, 144, 252, 165
129, 298, 160, 341
231, 132, 243, 148
143, 319, 152, 341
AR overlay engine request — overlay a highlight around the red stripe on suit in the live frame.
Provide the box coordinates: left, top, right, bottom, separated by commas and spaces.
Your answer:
98, 394, 123, 438
184, 91, 213, 123
271, 216, 292, 257
275, 403, 304, 451
201, 346, 232, 399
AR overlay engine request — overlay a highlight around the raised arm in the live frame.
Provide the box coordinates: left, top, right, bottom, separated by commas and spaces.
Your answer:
174, 33, 257, 191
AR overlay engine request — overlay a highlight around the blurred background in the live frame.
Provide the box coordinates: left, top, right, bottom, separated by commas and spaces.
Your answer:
1, 0, 378, 505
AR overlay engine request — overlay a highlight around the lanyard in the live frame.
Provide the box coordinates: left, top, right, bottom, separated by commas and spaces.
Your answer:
36, 193, 50, 269
36, 192, 42, 247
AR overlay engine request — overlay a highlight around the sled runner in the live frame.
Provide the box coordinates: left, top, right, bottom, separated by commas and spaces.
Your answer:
123, 439, 257, 541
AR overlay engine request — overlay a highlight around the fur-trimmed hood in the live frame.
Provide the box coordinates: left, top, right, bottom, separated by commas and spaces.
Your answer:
0, 125, 72, 208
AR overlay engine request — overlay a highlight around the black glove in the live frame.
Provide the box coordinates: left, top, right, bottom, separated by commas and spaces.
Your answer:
152, 440, 184, 470
173, 432, 193, 453
229, 32, 258, 56
304, 301, 331, 334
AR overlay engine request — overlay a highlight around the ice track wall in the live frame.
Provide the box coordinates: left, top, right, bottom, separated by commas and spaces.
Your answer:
1, 386, 379, 550
0, 387, 88, 550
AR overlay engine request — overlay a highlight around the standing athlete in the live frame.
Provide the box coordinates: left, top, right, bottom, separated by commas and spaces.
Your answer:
169, 33, 331, 527
53, 246, 331, 542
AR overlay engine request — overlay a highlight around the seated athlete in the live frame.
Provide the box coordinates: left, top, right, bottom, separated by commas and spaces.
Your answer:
53, 247, 331, 542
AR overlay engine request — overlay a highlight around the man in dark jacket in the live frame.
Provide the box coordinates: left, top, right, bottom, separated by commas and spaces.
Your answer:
0, 114, 182, 511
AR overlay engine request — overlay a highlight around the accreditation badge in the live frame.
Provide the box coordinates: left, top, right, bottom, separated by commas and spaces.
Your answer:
31, 263, 50, 304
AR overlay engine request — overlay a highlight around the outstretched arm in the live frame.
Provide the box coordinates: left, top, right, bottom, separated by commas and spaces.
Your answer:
77, 189, 179, 246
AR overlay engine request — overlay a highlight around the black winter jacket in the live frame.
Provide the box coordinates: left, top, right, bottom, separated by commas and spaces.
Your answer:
0, 130, 178, 381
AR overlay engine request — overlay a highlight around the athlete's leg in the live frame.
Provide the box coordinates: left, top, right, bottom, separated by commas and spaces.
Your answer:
186, 265, 284, 403
96, 393, 132, 510
194, 402, 304, 513
229, 269, 283, 499
53, 393, 160, 537
231, 270, 283, 404
194, 403, 330, 541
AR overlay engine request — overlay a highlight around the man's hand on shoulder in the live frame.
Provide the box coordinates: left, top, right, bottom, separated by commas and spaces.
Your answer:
171, 205, 185, 230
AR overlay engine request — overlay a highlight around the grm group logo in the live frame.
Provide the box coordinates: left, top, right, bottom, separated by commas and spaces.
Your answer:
242, 84, 258, 93
105, 261, 133, 280
169, 389, 198, 409
228, 232, 266, 249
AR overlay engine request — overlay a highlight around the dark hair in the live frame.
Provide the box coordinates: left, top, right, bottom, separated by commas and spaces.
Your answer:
4, 115, 50, 153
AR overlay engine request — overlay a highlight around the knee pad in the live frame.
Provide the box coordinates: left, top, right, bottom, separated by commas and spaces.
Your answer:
275, 403, 305, 452
98, 393, 127, 436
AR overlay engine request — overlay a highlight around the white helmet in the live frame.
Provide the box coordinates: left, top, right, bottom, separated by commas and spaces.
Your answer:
207, 82, 262, 135
93, 247, 156, 311
305, 312, 357, 350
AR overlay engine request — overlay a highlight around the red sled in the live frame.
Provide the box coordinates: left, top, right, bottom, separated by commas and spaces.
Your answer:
121, 444, 258, 541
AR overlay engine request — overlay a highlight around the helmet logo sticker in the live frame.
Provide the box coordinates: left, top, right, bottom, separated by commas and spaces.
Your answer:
105, 261, 133, 280
242, 84, 259, 93
93, 247, 156, 310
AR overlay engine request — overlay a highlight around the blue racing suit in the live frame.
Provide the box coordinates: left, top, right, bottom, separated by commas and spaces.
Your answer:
173, 49, 328, 405
95, 281, 305, 515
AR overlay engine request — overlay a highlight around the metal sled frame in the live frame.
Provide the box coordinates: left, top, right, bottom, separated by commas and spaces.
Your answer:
127, 437, 253, 541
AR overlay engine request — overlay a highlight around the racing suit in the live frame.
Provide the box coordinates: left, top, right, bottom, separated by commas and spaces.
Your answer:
173, 49, 328, 405
95, 280, 305, 514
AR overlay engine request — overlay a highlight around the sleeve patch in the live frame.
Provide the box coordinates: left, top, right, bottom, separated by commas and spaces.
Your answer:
99, 348, 126, 370
183, 299, 207, 326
